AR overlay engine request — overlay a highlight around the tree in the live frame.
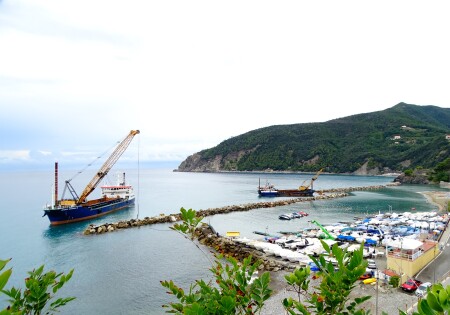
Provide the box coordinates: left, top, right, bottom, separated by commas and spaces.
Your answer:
161, 255, 271, 314
389, 275, 400, 288
161, 207, 272, 314
0, 258, 75, 315
282, 241, 371, 315
400, 283, 450, 315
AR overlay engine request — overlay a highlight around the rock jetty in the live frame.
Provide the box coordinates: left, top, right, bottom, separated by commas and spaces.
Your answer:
83, 184, 394, 235
196, 224, 292, 272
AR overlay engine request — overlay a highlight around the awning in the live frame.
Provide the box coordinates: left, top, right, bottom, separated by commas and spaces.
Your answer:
386, 238, 423, 250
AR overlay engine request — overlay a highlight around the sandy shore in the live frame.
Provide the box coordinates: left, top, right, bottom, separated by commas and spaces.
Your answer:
420, 190, 449, 212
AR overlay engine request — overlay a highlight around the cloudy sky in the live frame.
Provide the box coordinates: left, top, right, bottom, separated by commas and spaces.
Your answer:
1, 0, 449, 170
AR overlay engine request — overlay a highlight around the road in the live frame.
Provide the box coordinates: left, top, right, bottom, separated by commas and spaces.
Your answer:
417, 220, 450, 284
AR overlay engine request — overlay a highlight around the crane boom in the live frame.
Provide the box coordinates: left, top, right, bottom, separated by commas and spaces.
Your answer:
77, 130, 140, 204
310, 220, 335, 240
299, 168, 323, 191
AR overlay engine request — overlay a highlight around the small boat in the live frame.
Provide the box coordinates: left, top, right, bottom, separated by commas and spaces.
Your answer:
363, 278, 377, 285
279, 214, 294, 220
278, 211, 309, 220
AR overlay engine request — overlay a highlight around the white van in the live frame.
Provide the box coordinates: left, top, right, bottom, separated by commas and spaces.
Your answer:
415, 282, 432, 297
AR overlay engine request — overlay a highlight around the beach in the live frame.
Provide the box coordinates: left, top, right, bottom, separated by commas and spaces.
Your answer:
420, 191, 449, 212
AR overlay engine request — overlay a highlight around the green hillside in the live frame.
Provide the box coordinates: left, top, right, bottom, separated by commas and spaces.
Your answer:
177, 103, 450, 174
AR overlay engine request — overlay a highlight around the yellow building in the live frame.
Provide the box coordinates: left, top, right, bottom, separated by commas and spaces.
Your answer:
386, 238, 438, 283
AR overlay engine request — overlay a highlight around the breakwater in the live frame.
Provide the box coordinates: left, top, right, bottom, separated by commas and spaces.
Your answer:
196, 224, 292, 272
84, 184, 395, 235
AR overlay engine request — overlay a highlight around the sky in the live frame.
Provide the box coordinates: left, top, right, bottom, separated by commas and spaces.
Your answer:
1, 0, 450, 170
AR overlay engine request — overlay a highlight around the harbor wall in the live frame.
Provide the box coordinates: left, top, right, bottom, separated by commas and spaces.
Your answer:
84, 192, 347, 235
84, 184, 393, 235
195, 224, 295, 272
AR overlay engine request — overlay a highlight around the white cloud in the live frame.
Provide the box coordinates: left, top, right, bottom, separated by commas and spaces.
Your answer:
38, 150, 52, 156
0, 150, 31, 161
1, 0, 450, 168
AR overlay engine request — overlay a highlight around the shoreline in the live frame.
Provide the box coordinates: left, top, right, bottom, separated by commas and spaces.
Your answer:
419, 191, 449, 212
174, 169, 402, 177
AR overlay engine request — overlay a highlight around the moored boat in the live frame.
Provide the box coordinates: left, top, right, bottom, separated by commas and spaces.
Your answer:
258, 169, 322, 197
278, 211, 309, 220
43, 130, 140, 225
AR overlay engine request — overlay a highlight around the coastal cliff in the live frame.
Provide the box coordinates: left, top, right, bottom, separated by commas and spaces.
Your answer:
176, 103, 450, 174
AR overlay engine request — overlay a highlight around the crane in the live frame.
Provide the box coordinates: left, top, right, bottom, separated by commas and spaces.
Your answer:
76, 130, 140, 204
310, 220, 335, 240
299, 168, 323, 191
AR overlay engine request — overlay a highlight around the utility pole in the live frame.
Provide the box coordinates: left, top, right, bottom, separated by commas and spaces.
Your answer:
375, 268, 379, 315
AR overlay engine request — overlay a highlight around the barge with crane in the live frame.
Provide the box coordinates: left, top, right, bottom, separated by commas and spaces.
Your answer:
258, 169, 323, 197
43, 130, 140, 225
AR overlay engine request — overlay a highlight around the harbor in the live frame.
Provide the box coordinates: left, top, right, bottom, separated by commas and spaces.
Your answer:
83, 183, 398, 235
83, 181, 449, 314
2, 169, 446, 315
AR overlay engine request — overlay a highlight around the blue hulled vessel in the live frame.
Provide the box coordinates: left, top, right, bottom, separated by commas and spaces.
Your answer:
43, 130, 140, 225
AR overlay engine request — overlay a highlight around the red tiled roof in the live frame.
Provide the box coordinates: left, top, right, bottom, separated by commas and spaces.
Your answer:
422, 241, 437, 252
383, 269, 398, 277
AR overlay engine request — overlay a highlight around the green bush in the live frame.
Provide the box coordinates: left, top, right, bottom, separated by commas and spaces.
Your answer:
389, 275, 400, 288
0, 258, 75, 315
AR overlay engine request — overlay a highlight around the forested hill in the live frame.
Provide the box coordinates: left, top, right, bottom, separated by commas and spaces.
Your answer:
177, 103, 450, 175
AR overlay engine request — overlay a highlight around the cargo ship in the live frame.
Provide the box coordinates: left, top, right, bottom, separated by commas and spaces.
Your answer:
258, 169, 322, 197
43, 130, 140, 225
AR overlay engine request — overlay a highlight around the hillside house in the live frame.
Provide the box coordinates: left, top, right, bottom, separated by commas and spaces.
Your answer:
446, 134, 450, 140
392, 135, 401, 140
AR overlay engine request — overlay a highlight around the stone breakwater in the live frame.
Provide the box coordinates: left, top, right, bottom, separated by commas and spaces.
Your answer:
195, 224, 294, 272
84, 193, 339, 235
83, 184, 394, 236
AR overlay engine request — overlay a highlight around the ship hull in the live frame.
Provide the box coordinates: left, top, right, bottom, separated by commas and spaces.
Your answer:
276, 189, 315, 197
44, 197, 134, 225
258, 189, 315, 197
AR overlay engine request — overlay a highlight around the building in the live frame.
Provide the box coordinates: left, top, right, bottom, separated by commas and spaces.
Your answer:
386, 238, 438, 283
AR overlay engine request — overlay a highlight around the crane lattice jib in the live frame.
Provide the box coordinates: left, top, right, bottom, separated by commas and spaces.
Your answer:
77, 130, 140, 204
299, 168, 323, 191
310, 220, 334, 240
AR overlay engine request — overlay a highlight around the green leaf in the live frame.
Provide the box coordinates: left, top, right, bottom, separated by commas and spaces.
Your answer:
437, 287, 448, 306
185, 302, 206, 315
220, 295, 236, 314
0, 258, 11, 272
427, 292, 444, 313
0, 268, 12, 291
418, 299, 437, 315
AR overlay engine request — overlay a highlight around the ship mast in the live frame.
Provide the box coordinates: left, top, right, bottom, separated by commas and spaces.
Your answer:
54, 162, 58, 207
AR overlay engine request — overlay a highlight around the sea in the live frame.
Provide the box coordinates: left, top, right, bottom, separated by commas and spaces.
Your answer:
0, 167, 447, 314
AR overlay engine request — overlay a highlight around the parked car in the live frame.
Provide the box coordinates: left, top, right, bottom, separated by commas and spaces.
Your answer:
401, 279, 423, 292
415, 282, 432, 297
366, 259, 377, 269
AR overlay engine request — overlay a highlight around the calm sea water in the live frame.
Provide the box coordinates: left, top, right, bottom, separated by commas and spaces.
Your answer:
0, 168, 445, 314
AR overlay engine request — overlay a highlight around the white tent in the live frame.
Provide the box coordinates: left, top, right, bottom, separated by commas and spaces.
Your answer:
386, 238, 423, 250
